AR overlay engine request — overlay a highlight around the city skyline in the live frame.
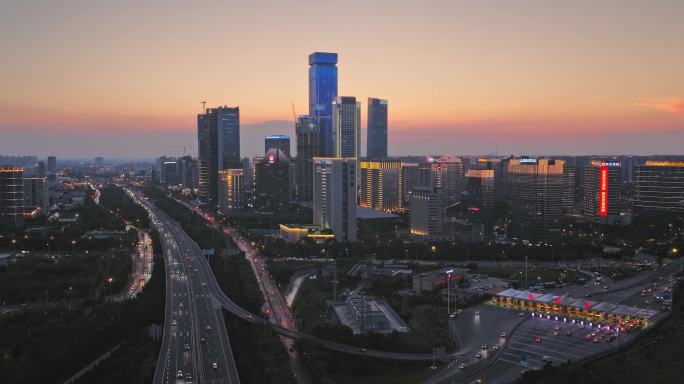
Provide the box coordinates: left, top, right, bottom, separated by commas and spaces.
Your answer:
1, 0, 684, 158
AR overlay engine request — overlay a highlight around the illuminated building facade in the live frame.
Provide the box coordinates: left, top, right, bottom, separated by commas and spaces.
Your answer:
367, 98, 388, 159
583, 159, 622, 223
309, 52, 338, 157
295, 115, 320, 202
264, 135, 291, 157
507, 157, 565, 242
313, 157, 357, 242
0, 166, 24, 230
254, 149, 290, 212
359, 160, 403, 213
634, 161, 684, 214
218, 169, 244, 213
409, 187, 443, 238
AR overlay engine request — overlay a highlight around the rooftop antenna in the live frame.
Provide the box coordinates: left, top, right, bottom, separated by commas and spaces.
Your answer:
291, 102, 297, 125
201, 101, 207, 114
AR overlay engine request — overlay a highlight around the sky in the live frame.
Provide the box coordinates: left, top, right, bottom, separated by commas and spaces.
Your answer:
1, 0, 683, 159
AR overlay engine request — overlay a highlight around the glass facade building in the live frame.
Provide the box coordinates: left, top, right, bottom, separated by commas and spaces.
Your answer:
308, 52, 338, 157
367, 98, 388, 159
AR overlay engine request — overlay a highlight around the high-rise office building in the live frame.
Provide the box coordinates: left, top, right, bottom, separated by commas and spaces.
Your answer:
409, 187, 443, 237
313, 158, 357, 242
264, 135, 291, 157
309, 52, 338, 157
254, 149, 290, 212
634, 161, 684, 214
178, 156, 197, 189
218, 169, 244, 213
470, 157, 507, 202
367, 98, 388, 159
465, 169, 495, 210
162, 161, 179, 186
197, 106, 240, 204
295, 115, 320, 202
333, 96, 361, 159
0, 166, 25, 230
562, 165, 577, 210
95, 157, 104, 167
401, 163, 420, 205
23, 176, 48, 215
359, 160, 403, 213
37, 161, 46, 178
430, 156, 464, 208
507, 157, 565, 242
47, 156, 57, 186
583, 159, 622, 223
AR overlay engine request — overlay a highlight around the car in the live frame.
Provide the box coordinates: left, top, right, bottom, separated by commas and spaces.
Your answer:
212, 362, 218, 369
200, 337, 206, 343
206, 325, 212, 331
566, 330, 573, 336
603, 285, 609, 290
518, 312, 525, 316
177, 370, 183, 378
542, 356, 552, 362
185, 373, 192, 380
553, 331, 559, 336
534, 336, 542, 343
492, 345, 500, 351
500, 332, 507, 338
475, 353, 482, 359
172, 320, 177, 326
360, 348, 367, 352
554, 326, 561, 331
475, 311, 480, 316
184, 344, 190, 351
459, 363, 466, 370
481, 344, 488, 350
592, 337, 599, 343
201, 282, 206, 287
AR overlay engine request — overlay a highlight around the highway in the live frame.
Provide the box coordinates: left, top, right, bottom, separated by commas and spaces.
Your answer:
133, 191, 240, 384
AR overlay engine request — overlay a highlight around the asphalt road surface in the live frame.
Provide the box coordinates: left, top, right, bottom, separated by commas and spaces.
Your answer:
136, 193, 240, 384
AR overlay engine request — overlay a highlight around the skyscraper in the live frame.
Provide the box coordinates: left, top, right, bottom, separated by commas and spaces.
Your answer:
313, 158, 357, 242
333, 96, 361, 159
254, 149, 290, 212
47, 155, 57, 186
295, 115, 320, 202
583, 159, 621, 223
0, 166, 25, 230
359, 160, 403, 212
410, 187, 443, 238
367, 98, 388, 159
309, 52, 338, 157
430, 155, 464, 208
23, 176, 48, 215
634, 161, 684, 214
465, 169, 495, 210
507, 157, 565, 242
264, 135, 291, 157
218, 169, 244, 214
197, 106, 240, 204
178, 156, 197, 190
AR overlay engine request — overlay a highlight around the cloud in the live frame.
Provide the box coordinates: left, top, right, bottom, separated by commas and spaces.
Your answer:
633, 98, 684, 116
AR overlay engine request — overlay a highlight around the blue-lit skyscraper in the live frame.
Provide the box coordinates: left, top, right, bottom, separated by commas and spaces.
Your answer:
197, 105, 240, 205
308, 52, 338, 157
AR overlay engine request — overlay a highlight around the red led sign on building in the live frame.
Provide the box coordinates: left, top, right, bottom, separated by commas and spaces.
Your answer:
599, 165, 608, 217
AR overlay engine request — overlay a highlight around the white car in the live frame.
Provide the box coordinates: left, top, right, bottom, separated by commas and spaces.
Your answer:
172, 320, 177, 326
212, 362, 218, 369
542, 356, 552, 362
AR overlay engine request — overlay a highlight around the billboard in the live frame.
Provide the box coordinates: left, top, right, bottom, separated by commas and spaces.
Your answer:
599, 165, 608, 217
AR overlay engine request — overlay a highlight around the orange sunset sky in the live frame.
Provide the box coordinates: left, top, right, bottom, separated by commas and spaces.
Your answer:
1, 0, 683, 158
